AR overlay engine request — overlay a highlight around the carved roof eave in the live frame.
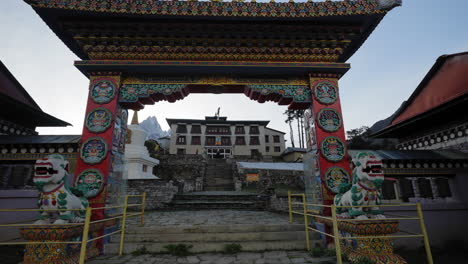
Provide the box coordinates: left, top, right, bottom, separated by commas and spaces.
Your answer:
25, 0, 399, 19
25, 0, 401, 61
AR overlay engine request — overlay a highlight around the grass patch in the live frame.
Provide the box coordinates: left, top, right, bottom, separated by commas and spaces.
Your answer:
131, 246, 150, 256
163, 244, 193, 256
222, 243, 242, 254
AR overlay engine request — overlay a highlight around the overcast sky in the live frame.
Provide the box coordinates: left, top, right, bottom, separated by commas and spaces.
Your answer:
1, 0, 467, 147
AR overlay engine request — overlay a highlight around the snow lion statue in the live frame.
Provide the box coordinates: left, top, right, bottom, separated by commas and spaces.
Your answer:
33, 154, 89, 224
334, 151, 385, 220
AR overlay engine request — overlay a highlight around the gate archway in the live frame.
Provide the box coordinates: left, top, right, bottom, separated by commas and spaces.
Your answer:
25, 0, 401, 223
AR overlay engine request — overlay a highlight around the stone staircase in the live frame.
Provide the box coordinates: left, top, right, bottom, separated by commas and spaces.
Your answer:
171, 191, 268, 210
105, 223, 317, 254
204, 159, 233, 191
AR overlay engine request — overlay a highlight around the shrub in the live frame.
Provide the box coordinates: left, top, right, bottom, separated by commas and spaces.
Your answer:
131, 246, 150, 256
222, 243, 242, 254
163, 244, 193, 256
311, 247, 325, 257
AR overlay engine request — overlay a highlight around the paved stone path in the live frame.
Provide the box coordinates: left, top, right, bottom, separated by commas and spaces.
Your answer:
88, 251, 337, 264
128, 210, 303, 226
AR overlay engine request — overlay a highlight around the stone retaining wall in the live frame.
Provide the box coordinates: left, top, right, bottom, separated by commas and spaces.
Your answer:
127, 179, 178, 209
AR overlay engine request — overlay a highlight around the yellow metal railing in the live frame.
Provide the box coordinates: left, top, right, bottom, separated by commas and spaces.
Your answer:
287, 191, 433, 264
0, 192, 146, 264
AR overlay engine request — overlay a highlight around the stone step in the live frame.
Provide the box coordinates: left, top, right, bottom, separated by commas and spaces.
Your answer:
116, 231, 306, 243
205, 186, 235, 191
206, 179, 233, 185
170, 200, 263, 210
125, 224, 305, 234
105, 240, 312, 254
174, 194, 261, 201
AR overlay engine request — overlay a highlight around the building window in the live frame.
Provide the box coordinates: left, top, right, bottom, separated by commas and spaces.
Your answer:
206, 126, 231, 135
249, 126, 259, 134
221, 137, 231, 146
176, 124, 187, 133
206, 136, 216, 146
435, 178, 451, 198
235, 126, 245, 134
176, 136, 186, 145
191, 125, 202, 134
382, 180, 396, 200
273, 135, 280, 143
265, 135, 269, 143
274, 146, 281, 152
266, 146, 270, 152
235, 136, 246, 145
399, 178, 415, 202
250, 136, 260, 145
191, 136, 201, 145
177, 148, 186, 155
142, 164, 148, 172
0, 165, 34, 189
417, 178, 433, 199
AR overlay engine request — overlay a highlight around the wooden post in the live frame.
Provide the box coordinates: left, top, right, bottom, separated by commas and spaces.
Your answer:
331, 205, 343, 264
79, 207, 92, 264
288, 191, 293, 223
302, 194, 310, 251
119, 196, 129, 256
140, 192, 146, 226
416, 203, 433, 264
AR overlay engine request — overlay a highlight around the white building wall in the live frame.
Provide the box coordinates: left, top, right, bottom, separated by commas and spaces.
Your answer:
168, 119, 286, 157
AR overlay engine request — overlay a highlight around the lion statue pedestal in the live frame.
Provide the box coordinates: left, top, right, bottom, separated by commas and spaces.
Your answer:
329, 151, 407, 264
338, 220, 406, 264
20, 224, 102, 264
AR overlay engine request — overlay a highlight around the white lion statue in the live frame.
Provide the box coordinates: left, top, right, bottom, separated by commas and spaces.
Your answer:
33, 154, 89, 224
334, 151, 385, 220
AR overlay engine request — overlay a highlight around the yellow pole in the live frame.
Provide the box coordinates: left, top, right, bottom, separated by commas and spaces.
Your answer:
288, 190, 293, 223
119, 196, 129, 256
79, 207, 92, 264
302, 194, 310, 251
416, 203, 434, 264
331, 205, 343, 264
140, 192, 146, 226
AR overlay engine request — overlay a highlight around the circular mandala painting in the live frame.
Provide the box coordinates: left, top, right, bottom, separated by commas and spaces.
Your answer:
90, 80, 116, 104
317, 108, 342, 132
76, 169, 105, 198
85, 108, 112, 133
314, 81, 338, 105
321, 136, 346, 162
325, 167, 350, 194
80, 137, 108, 164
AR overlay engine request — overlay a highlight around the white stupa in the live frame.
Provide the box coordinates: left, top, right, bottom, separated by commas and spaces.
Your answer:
124, 111, 159, 179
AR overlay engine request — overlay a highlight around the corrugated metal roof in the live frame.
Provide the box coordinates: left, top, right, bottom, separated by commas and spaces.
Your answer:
348, 149, 468, 160
237, 162, 304, 171
0, 135, 81, 145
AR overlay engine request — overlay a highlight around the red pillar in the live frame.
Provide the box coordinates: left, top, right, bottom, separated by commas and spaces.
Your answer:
74, 73, 128, 218
306, 74, 351, 216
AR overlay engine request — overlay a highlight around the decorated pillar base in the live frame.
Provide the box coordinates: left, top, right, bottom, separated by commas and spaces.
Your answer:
20, 223, 103, 264
338, 220, 406, 264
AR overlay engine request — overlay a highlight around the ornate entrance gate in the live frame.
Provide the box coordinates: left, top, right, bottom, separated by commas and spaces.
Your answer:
25, 0, 401, 221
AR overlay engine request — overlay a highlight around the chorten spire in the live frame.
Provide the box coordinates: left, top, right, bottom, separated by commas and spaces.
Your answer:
131, 111, 139, 125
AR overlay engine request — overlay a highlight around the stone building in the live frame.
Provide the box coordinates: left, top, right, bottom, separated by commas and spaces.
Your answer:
372, 52, 468, 248
167, 116, 286, 158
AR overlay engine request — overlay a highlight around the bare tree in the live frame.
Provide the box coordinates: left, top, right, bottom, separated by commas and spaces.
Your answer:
284, 110, 296, 148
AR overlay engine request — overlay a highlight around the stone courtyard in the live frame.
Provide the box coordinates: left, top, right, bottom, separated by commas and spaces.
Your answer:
88, 250, 336, 264
127, 209, 303, 226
